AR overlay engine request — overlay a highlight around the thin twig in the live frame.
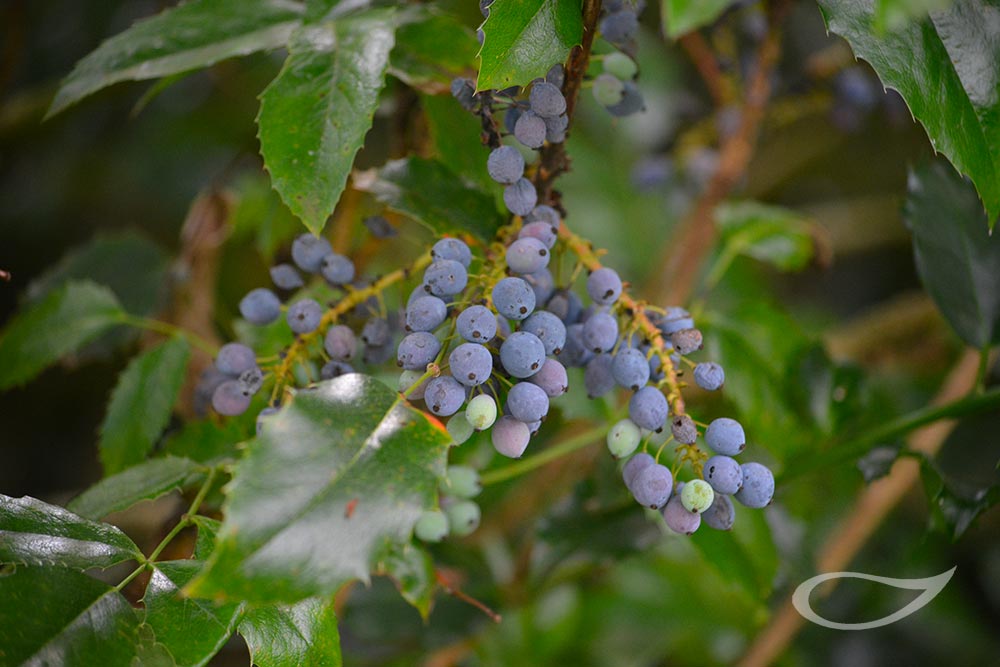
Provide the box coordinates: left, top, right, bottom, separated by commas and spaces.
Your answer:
678, 32, 731, 107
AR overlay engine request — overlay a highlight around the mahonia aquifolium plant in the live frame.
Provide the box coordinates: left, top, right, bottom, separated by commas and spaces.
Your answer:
205, 0, 773, 544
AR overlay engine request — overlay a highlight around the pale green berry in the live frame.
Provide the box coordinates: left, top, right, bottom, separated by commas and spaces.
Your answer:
466, 394, 498, 430
445, 500, 481, 537
603, 52, 638, 80
442, 465, 481, 499
398, 369, 427, 399
446, 412, 474, 445
592, 73, 625, 107
414, 510, 449, 542
606, 418, 641, 459
681, 479, 715, 514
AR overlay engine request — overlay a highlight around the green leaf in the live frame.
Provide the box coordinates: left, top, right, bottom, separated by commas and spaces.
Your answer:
711, 201, 815, 282
689, 508, 776, 598
68, 456, 204, 520
239, 598, 342, 667
48, 0, 304, 117
98, 338, 191, 475
188, 375, 451, 603
918, 452, 1000, 539
0, 281, 124, 390
905, 160, 1000, 347
163, 418, 252, 464
0, 495, 140, 569
258, 10, 396, 235
376, 544, 437, 620
477, 0, 583, 91
423, 95, 496, 192
355, 157, 504, 241
0, 567, 142, 667
391, 13, 480, 91
873, 0, 954, 32
144, 560, 243, 667
192, 517, 223, 561
818, 0, 1000, 226
229, 173, 304, 262
661, 0, 735, 38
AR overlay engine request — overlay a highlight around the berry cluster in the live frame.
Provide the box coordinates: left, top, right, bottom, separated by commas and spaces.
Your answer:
592, 0, 646, 116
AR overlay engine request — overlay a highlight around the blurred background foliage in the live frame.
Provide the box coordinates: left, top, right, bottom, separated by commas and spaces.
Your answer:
1, 1, 998, 665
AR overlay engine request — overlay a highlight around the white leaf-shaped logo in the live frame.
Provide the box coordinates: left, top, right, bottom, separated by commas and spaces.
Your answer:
792, 567, 956, 630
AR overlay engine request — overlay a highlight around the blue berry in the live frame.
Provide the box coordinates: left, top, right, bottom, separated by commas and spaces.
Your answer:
705, 417, 745, 455
702, 493, 735, 531
237, 367, 264, 395
734, 462, 774, 508
270, 263, 304, 290
431, 238, 472, 268
504, 178, 538, 216
239, 288, 281, 325
397, 331, 441, 370
406, 296, 447, 332
582, 312, 618, 353
703, 455, 743, 495
286, 299, 323, 334
519, 221, 558, 249
612, 347, 650, 390
670, 328, 703, 355
586, 268, 623, 305
363, 343, 394, 365
514, 111, 546, 148
492, 416, 531, 458
323, 325, 356, 360
544, 114, 568, 143
546, 289, 582, 324
529, 81, 567, 118
362, 215, 396, 238
662, 494, 701, 535
525, 205, 561, 228
506, 382, 549, 422
628, 386, 668, 431
499, 331, 546, 378
505, 238, 550, 274
492, 277, 536, 320
423, 260, 468, 297
657, 306, 694, 335
291, 234, 333, 273
622, 452, 655, 491
456, 305, 497, 343
528, 358, 568, 397
450, 78, 476, 110
524, 268, 556, 305
212, 380, 251, 416
670, 414, 697, 444
361, 317, 390, 346
600, 10, 638, 44
560, 323, 594, 367
694, 362, 725, 390
546, 63, 565, 87
584, 354, 615, 398
520, 310, 566, 355
607, 80, 644, 116
487, 146, 525, 185
449, 343, 493, 387
216, 343, 257, 377
631, 463, 673, 508
320, 253, 355, 285
320, 360, 354, 379
424, 376, 465, 416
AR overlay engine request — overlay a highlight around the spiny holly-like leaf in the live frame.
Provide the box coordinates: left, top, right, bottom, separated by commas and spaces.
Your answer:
68, 456, 204, 520
477, 0, 583, 91
258, 10, 396, 235
48, 0, 304, 117
661, 0, 735, 38
99, 338, 191, 475
188, 374, 450, 603
819, 0, 1000, 227
0, 567, 143, 667
0, 281, 124, 390
376, 544, 437, 620
391, 12, 480, 92
143, 560, 244, 667
239, 598, 342, 667
0, 495, 141, 570
193, 516, 223, 561
905, 160, 1000, 347
355, 157, 504, 241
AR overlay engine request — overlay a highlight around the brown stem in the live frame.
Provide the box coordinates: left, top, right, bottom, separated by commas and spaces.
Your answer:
652, 1, 787, 305
738, 349, 982, 667
533, 0, 603, 205
678, 32, 731, 107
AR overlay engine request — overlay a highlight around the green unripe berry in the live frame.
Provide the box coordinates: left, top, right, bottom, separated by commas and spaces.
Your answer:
398, 369, 427, 399
414, 510, 449, 542
592, 73, 625, 107
466, 394, 498, 431
446, 412, 474, 445
445, 499, 481, 537
603, 52, 638, 80
681, 479, 715, 514
442, 465, 481, 499
606, 418, 641, 459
